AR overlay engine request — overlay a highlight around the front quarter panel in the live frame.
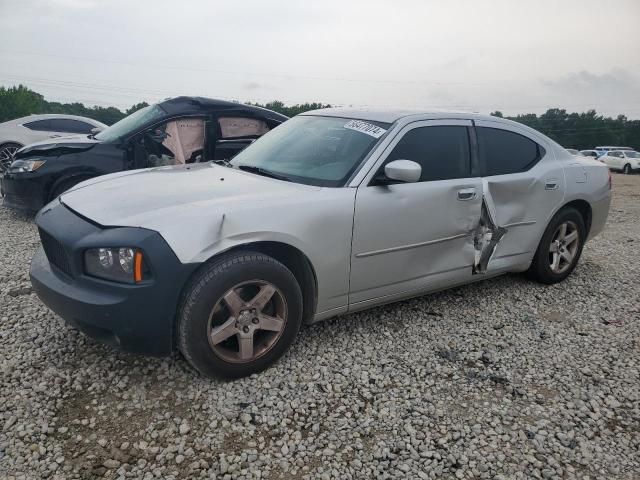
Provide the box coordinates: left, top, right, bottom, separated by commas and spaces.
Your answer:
152, 187, 357, 315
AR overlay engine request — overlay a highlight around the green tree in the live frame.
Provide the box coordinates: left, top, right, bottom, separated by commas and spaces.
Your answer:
0, 85, 46, 122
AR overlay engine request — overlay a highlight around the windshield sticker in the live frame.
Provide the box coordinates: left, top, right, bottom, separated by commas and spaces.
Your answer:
344, 120, 387, 138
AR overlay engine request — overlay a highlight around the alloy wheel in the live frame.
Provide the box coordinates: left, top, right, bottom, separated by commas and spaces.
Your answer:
549, 220, 580, 274
207, 280, 287, 363
0, 145, 20, 173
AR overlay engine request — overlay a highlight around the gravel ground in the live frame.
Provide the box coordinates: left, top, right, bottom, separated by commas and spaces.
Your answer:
1, 174, 639, 480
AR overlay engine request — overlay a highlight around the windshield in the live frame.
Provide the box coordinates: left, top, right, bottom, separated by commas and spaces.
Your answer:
95, 104, 166, 142
624, 151, 640, 158
229, 116, 390, 187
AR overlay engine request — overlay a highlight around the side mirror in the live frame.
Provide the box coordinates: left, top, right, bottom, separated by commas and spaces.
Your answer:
90, 127, 103, 134
382, 159, 422, 183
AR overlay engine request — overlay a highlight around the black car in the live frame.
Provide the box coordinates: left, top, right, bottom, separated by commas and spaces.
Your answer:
0, 97, 288, 212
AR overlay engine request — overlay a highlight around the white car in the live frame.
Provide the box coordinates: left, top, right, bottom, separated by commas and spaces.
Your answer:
599, 150, 640, 174
0, 114, 107, 172
580, 150, 603, 161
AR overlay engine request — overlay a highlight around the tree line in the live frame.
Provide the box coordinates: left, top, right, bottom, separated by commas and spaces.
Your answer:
1, 85, 638, 150
491, 110, 640, 150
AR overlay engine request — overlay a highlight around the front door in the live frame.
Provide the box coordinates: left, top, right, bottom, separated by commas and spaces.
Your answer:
349, 120, 482, 307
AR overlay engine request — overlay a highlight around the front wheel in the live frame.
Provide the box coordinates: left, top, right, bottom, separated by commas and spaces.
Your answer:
178, 251, 303, 379
527, 207, 586, 284
623, 164, 632, 174
0, 142, 22, 172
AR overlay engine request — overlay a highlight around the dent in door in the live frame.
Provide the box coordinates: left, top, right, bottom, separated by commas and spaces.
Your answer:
472, 198, 507, 274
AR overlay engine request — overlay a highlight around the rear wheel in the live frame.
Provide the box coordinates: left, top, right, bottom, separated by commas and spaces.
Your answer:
623, 164, 632, 174
0, 142, 22, 172
178, 251, 303, 378
527, 207, 586, 284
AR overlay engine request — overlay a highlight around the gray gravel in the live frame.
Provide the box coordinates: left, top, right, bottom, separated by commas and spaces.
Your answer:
1, 174, 639, 479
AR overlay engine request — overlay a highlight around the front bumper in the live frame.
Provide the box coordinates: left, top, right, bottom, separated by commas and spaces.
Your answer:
30, 200, 199, 356
1, 172, 47, 212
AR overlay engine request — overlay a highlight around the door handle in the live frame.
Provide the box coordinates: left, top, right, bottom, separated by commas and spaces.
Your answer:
457, 188, 477, 201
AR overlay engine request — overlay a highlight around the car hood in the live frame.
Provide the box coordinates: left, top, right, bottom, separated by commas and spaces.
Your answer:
16, 135, 100, 158
60, 162, 319, 228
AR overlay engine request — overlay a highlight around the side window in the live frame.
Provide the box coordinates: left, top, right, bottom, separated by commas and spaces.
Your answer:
23, 119, 52, 131
218, 117, 270, 139
477, 127, 545, 176
136, 118, 206, 167
384, 126, 471, 182
49, 119, 95, 134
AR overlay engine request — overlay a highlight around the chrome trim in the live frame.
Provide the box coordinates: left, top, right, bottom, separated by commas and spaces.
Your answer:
502, 220, 536, 228
355, 232, 469, 258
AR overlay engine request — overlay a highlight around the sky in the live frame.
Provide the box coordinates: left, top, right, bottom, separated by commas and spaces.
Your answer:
0, 0, 639, 118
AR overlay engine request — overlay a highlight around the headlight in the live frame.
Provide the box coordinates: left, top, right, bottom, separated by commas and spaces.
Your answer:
84, 247, 145, 283
8, 159, 46, 173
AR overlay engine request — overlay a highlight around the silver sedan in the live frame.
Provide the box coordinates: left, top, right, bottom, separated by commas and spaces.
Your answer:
31, 109, 611, 378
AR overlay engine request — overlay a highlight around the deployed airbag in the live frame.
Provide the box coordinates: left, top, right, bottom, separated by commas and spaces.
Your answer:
162, 119, 205, 164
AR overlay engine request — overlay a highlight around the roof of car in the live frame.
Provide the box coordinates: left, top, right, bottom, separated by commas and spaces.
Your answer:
299, 107, 510, 124
159, 96, 289, 122
14, 113, 107, 125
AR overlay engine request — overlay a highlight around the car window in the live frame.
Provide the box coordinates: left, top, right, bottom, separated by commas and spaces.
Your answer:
384, 126, 471, 182
477, 127, 545, 176
48, 119, 95, 134
95, 104, 166, 142
218, 117, 270, 139
23, 119, 52, 131
230, 116, 389, 187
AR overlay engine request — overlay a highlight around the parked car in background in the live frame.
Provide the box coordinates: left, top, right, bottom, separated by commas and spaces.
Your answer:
1, 97, 288, 211
580, 149, 603, 160
30, 109, 611, 378
594, 145, 634, 152
599, 150, 640, 174
566, 149, 585, 156
0, 114, 107, 173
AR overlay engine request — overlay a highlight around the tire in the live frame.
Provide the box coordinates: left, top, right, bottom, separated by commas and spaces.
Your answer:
526, 207, 586, 284
623, 164, 631, 174
177, 250, 303, 379
49, 176, 91, 201
0, 142, 22, 172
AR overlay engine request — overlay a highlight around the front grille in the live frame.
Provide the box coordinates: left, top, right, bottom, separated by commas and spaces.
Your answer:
39, 228, 73, 277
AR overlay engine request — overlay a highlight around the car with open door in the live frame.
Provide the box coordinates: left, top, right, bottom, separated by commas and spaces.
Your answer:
0, 97, 287, 211
29, 109, 611, 378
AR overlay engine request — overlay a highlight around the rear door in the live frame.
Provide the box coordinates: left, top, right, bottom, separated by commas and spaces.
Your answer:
474, 120, 564, 273
349, 120, 482, 307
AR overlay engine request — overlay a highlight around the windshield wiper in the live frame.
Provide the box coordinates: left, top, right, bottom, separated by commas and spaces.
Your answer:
237, 165, 292, 182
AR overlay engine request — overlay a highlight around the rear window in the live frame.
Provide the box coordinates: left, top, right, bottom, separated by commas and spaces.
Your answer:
477, 127, 545, 176
49, 119, 95, 134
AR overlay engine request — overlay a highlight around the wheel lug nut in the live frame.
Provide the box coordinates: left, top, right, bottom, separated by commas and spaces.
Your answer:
243, 326, 250, 333
252, 318, 259, 324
